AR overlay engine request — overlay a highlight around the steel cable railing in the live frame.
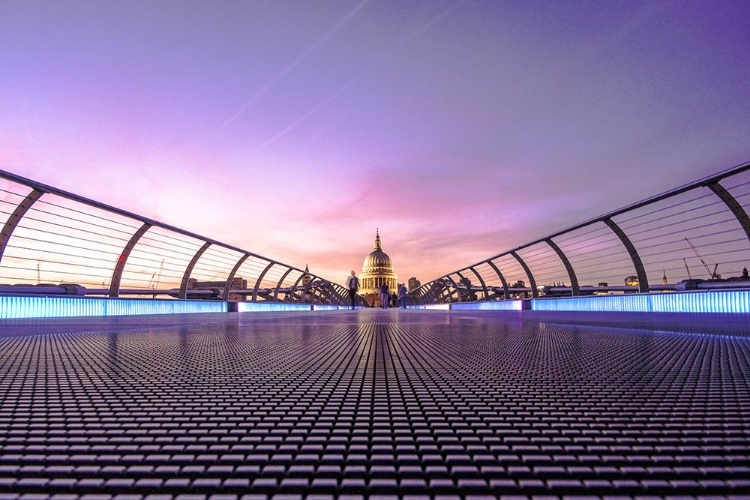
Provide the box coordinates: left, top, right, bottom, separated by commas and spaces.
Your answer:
415, 160, 750, 304
0, 170, 347, 305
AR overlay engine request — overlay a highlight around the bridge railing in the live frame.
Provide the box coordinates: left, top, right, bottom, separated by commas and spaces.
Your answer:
0, 169, 358, 306
413, 160, 750, 304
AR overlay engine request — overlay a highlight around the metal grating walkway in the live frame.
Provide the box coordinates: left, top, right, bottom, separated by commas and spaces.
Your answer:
0, 309, 749, 500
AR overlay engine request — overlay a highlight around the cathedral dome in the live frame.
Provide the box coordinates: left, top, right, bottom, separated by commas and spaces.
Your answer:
363, 248, 392, 270
358, 230, 398, 303
362, 230, 393, 272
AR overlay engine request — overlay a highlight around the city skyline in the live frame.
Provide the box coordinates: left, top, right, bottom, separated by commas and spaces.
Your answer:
2, 1, 749, 284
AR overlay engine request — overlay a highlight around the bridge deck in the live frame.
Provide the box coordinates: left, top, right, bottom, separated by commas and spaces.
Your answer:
0, 309, 749, 499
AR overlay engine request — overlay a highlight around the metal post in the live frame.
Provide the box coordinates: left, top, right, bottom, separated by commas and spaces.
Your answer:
708, 182, 750, 244
487, 260, 510, 300
223, 254, 250, 302
273, 268, 293, 302
251, 262, 275, 302
467, 266, 488, 301
109, 223, 151, 297
511, 251, 538, 298
545, 238, 579, 296
604, 218, 649, 293
0, 189, 44, 264
179, 242, 212, 299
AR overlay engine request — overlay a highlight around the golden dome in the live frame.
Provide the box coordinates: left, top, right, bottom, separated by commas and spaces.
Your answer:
363, 231, 393, 271
359, 230, 398, 298
364, 250, 392, 270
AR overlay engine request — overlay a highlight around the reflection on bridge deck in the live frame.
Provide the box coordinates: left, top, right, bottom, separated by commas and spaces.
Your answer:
1, 309, 748, 499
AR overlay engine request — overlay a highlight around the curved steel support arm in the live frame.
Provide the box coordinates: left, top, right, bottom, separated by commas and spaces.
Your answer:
467, 266, 488, 301
487, 261, 510, 300
289, 272, 307, 303
424, 281, 443, 304
446, 275, 462, 302
307, 286, 320, 304
329, 283, 342, 305
273, 268, 293, 301
311, 280, 332, 305
441, 286, 455, 303
545, 238, 579, 296
330, 283, 348, 305
411, 287, 426, 305
708, 181, 750, 244
435, 286, 449, 304
224, 254, 250, 301
604, 218, 649, 293
0, 189, 44, 264
511, 251, 538, 298
179, 242, 212, 299
252, 262, 275, 302
110, 223, 151, 297
456, 271, 470, 302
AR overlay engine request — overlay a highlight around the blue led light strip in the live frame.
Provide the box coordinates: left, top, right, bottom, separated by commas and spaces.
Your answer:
0, 296, 226, 319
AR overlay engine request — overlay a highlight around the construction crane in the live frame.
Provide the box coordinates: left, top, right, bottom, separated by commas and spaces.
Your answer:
148, 259, 165, 298
685, 237, 720, 279
682, 258, 692, 280
155, 259, 164, 290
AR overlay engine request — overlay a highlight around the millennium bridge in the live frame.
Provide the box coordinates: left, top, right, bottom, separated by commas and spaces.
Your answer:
0, 164, 749, 500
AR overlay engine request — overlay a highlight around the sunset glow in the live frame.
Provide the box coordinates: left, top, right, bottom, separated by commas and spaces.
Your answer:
2, 1, 749, 285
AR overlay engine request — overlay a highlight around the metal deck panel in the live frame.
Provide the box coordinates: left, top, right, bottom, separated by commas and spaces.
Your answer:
0, 309, 749, 499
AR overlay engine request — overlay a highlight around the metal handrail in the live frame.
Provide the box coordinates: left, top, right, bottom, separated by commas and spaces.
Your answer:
0, 169, 349, 305
414, 160, 750, 304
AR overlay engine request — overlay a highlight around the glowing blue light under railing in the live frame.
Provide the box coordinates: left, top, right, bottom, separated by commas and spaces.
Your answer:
451, 300, 524, 311
425, 304, 451, 310
237, 302, 313, 312
312, 305, 354, 311
530, 290, 750, 314
0, 296, 226, 319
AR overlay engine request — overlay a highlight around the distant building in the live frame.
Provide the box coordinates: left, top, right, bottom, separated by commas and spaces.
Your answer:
359, 230, 398, 307
509, 279, 528, 299
298, 265, 313, 302
187, 277, 247, 301
408, 277, 420, 291
301, 264, 312, 287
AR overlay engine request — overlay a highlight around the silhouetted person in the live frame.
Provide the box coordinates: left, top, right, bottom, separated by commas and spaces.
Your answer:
398, 284, 407, 308
743, 267, 749, 279
347, 271, 359, 310
379, 283, 389, 309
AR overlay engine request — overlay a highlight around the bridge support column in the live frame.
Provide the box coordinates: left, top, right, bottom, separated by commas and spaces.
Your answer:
511, 251, 538, 298
604, 218, 649, 293
110, 223, 151, 297
545, 238, 579, 296
708, 181, 750, 244
487, 261, 510, 300
0, 189, 44, 265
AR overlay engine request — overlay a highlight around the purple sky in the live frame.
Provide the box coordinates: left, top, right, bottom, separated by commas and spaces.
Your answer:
2, 0, 749, 285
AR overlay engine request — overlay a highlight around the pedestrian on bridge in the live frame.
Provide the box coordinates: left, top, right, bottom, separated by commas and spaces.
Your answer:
347, 271, 359, 310
398, 283, 407, 308
379, 282, 390, 309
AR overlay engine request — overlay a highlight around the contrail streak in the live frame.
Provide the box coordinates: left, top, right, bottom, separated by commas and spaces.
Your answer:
257, 0, 464, 152
216, 0, 371, 135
